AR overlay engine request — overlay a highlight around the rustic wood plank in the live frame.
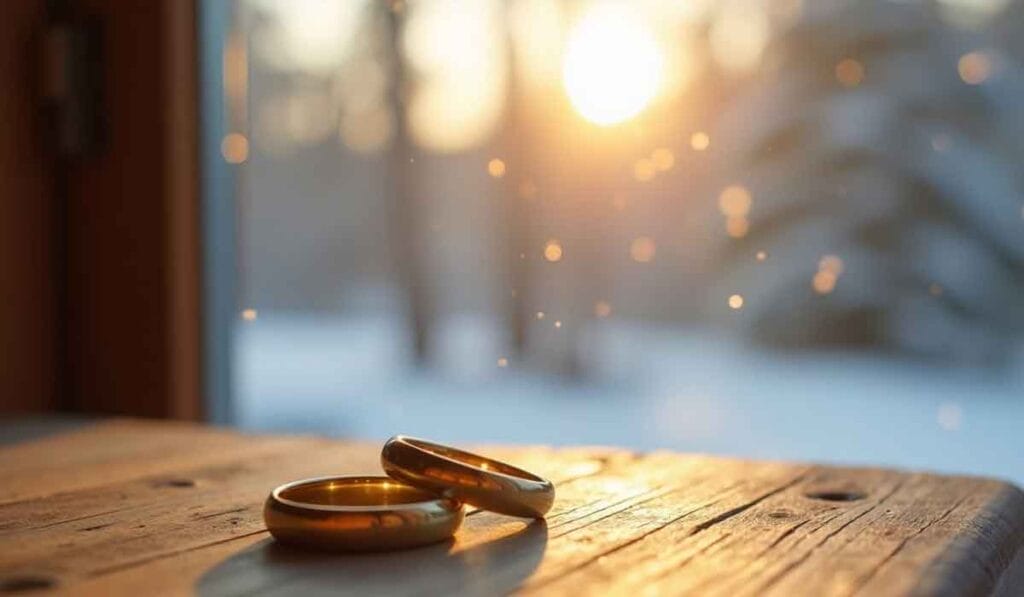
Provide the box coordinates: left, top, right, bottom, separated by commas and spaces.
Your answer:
860, 478, 1024, 596
0, 420, 1021, 596
0, 439, 369, 573
532, 467, 1024, 597
0, 422, 617, 593
0, 419, 311, 504
994, 548, 1024, 597
56, 450, 634, 596
98, 452, 810, 596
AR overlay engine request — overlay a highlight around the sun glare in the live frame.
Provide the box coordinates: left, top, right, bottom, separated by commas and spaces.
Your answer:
562, 5, 664, 126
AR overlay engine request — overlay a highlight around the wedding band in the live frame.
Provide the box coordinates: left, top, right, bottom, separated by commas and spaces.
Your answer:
264, 476, 463, 551
381, 436, 555, 519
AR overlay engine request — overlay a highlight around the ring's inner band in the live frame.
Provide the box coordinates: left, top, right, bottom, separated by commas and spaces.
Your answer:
279, 478, 443, 507
404, 438, 546, 482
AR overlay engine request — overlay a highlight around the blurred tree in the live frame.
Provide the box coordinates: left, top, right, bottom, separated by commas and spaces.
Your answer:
705, 0, 1024, 365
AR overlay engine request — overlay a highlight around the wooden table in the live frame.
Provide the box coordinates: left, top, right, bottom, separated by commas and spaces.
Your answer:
1, 419, 1022, 596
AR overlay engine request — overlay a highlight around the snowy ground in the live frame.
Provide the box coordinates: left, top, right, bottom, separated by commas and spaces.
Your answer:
235, 314, 1024, 486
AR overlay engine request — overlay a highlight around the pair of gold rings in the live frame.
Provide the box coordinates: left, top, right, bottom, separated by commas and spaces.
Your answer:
264, 436, 555, 551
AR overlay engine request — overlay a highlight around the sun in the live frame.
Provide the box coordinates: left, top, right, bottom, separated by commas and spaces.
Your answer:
562, 5, 664, 126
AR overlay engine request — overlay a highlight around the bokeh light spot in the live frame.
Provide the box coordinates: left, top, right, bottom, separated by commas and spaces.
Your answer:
404, 1, 507, 152
544, 240, 564, 262
813, 271, 837, 294
726, 217, 749, 238
651, 148, 675, 171
630, 236, 657, 263
488, 158, 507, 178
835, 59, 865, 87
728, 294, 744, 309
710, 1, 770, 73
958, 51, 993, 84
719, 185, 752, 217
221, 133, 249, 164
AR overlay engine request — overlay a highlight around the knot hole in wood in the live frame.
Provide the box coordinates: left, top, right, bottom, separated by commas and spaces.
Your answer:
153, 478, 197, 488
0, 574, 58, 593
804, 489, 866, 502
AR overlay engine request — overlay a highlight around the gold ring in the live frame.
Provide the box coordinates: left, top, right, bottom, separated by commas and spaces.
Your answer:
381, 436, 555, 519
264, 476, 463, 551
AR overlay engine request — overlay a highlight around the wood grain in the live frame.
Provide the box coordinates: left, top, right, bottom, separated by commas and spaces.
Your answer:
0, 420, 1020, 596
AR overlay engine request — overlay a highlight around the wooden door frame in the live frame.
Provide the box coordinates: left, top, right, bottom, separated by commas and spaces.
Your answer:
59, 0, 204, 420
163, 0, 202, 420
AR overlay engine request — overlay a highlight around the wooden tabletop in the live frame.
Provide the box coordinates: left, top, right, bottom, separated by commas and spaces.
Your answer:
1, 420, 1022, 596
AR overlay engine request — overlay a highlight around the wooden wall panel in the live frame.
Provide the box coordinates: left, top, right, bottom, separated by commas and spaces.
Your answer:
0, 1, 58, 413
0, 0, 199, 418
163, 0, 202, 420
66, 0, 201, 419
65, 1, 169, 417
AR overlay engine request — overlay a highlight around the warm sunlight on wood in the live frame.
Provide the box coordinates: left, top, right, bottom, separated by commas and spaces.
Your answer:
562, 4, 663, 126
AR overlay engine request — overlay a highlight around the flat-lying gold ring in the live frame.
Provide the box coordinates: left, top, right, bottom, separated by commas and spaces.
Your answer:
381, 436, 555, 519
264, 475, 463, 551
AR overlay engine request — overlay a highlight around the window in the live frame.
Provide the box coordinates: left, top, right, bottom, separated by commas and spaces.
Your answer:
202, 0, 1024, 484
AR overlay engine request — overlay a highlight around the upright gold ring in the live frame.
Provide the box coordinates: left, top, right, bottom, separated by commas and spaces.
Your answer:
264, 475, 463, 551
381, 436, 555, 519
